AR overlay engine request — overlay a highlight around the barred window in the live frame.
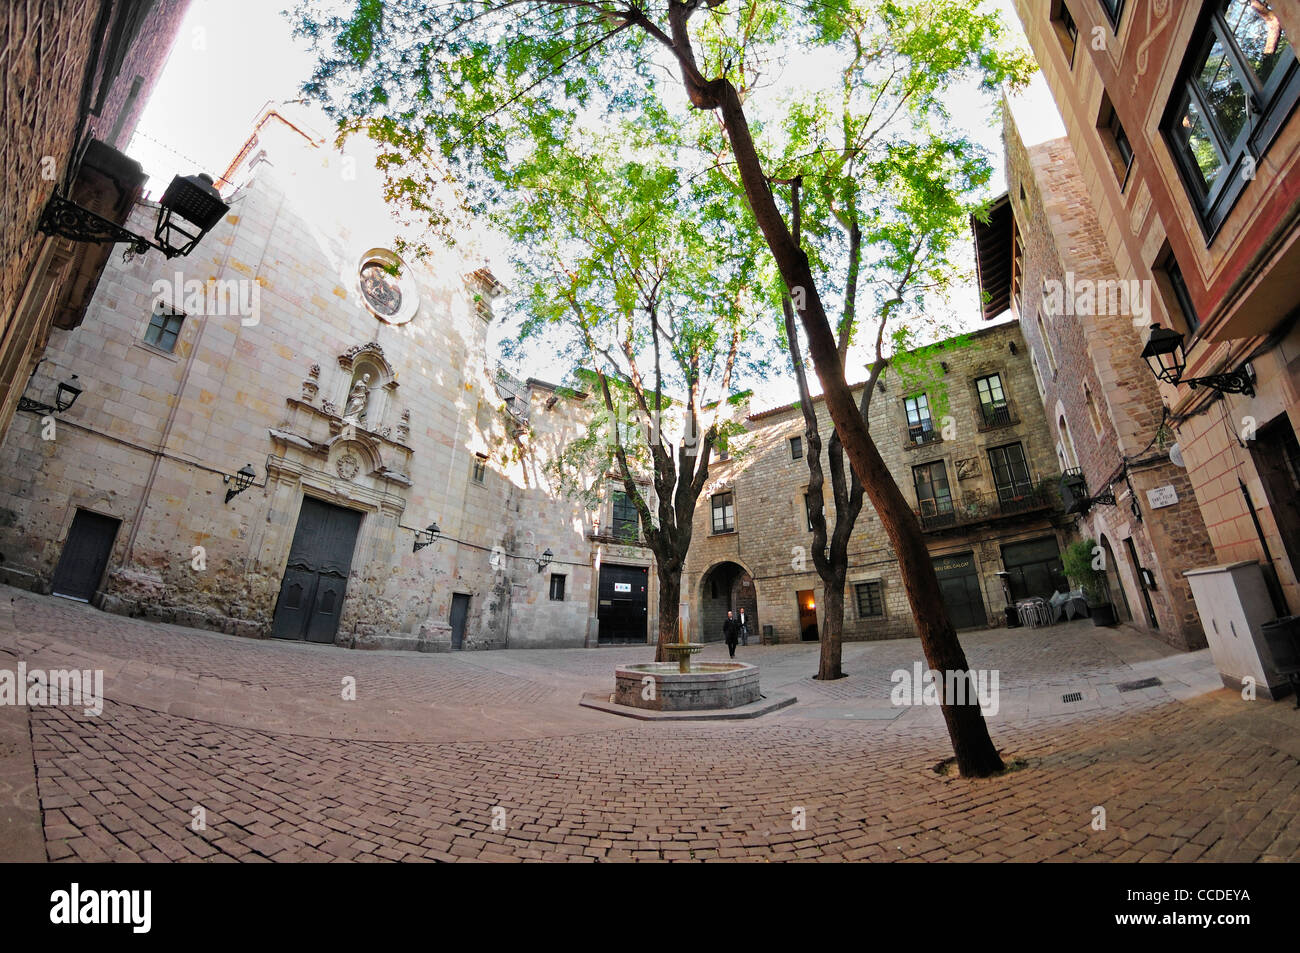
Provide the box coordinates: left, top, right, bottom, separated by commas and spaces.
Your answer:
855, 581, 884, 618
549, 574, 566, 601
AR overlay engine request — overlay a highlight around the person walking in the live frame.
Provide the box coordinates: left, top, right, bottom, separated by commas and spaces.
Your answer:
738, 608, 749, 647
723, 610, 740, 659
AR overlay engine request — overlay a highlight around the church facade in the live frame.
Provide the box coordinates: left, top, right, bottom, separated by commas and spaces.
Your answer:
0, 107, 625, 652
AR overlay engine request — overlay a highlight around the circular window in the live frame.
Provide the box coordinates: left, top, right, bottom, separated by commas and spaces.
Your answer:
355, 249, 418, 325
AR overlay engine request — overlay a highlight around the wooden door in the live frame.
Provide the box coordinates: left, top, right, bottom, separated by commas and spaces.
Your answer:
50, 510, 121, 602
271, 498, 363, 643
449, 593, 471, 650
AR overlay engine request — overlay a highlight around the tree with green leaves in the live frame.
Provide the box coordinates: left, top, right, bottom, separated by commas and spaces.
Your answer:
500, 119, 766, 660
761, 6, 1021, 680
294, 0, 1031, 776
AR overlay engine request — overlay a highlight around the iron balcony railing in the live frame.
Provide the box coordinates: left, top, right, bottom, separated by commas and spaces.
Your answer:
978, 400, 1017, 430
906, 422, 942, 448
914, 479, 1059, 531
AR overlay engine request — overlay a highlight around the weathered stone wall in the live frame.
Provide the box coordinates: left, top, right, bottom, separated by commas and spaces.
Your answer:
683, 321, 1072, 645
0, 110, 600, 651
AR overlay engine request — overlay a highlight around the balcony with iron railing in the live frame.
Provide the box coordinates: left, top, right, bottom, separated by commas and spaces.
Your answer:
914, 479, 1059, 532
977, 399, 1018, 432
905, 421, 943, 449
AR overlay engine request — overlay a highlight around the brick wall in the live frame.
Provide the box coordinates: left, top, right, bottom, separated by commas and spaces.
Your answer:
1010, 0, 1300, 624
0, 0, 189, 438
1002, 106, 1216, 650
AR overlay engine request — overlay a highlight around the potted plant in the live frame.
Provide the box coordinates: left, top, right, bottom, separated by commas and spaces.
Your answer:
1062, 538, 1118, 626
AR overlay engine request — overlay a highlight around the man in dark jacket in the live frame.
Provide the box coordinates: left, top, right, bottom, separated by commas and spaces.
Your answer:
723, 611, 740, 658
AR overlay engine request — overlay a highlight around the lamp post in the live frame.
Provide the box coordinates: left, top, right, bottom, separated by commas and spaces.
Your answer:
17, 375, 82, 416
1140, 324, 1254, 397
223, 464, 256, 504
38, 172, 229, 260
413, 522, 441, 553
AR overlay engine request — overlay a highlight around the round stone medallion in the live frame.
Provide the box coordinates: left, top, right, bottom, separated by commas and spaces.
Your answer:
337, 453, 361, 480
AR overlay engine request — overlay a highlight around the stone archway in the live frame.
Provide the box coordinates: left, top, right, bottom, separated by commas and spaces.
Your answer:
699, 561, 758, 644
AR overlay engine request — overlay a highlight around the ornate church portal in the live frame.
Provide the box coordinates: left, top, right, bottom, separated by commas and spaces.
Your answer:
271, 497, 364, 642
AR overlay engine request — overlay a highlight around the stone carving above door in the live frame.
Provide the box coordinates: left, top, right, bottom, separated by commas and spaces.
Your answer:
336, 452, 361, 481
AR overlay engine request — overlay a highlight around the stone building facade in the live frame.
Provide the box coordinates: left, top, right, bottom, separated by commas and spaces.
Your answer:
973, 101, 1219, 650
1009, 0, 1300, 619
1, 0, 192, 437
682, 321, 1074, 645
0, 106, 607, 652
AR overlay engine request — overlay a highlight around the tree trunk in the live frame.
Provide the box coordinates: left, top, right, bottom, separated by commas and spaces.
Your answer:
816, 571, 845, 680
709, 80, 1005, 777
654, 563, 682, 662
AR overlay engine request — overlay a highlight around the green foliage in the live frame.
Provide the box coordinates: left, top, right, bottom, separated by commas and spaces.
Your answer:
1062, 538, 1106, 602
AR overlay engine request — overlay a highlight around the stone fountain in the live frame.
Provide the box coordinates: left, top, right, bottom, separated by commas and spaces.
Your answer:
612, 620, 760, 712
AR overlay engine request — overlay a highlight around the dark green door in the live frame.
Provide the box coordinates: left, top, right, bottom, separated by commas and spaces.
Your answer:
933, 552, 986, 630
272, 497, 363, 643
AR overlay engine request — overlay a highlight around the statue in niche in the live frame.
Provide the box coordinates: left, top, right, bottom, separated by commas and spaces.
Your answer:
343, 373, 371, 424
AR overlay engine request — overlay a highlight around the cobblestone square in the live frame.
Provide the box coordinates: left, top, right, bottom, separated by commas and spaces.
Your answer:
2, 586, 1298, 863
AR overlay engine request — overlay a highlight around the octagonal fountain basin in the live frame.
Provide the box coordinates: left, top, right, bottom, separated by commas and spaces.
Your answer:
614, 661, 760, 712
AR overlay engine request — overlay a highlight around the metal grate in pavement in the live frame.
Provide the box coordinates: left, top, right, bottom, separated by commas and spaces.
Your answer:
1062, 692, 1083, 703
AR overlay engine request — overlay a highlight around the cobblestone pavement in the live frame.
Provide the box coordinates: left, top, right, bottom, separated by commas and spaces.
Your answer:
3, 585, 1299, 862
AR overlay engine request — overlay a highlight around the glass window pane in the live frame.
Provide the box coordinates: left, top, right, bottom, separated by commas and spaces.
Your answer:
1223, 0, 1292, 89
1172, 91, 1226, 195
1196, 34, 1251, 146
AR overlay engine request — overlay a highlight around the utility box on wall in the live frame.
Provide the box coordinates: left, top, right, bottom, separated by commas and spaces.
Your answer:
1185, 560, 1291, 700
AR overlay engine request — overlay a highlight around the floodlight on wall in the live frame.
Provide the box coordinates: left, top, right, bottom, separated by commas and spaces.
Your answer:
1140, 324, 1254, 397
17, 375, 81, 416
535, 547, 554, 573
223, 464, 256, 504
413, 522, 442, 553
38, 172, 229, 260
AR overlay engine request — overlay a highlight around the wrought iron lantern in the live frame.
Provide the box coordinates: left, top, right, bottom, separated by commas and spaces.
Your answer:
535, 547, 554, 573
413, 522, 442, 553
1140, 324, 1254, 396
38, 172, 229, 260
223, 464, 256, 504
1059, 467, 1115, 516
17, 375, 81, 416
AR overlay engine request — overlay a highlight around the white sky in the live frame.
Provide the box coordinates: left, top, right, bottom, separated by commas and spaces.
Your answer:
128, 0, 1066, 407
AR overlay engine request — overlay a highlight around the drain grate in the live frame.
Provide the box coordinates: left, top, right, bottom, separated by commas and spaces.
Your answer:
1062, 692, 1083, 703
1116, 676, 1162, 693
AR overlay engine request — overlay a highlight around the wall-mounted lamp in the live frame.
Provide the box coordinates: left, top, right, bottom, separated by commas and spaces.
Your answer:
1058, 467, 1115, 516
38, 172, 229, 260
940, 361, 949, 374
1008, 341, 1017, 355
1140, 324, 1254, 397
223, 463, 256, 504
413, 522, 441, 553
18, 375, 81, 416
535, 547, 554, 573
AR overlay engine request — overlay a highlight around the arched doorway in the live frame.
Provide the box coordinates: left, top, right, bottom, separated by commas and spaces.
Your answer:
699, 561, 758, 643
